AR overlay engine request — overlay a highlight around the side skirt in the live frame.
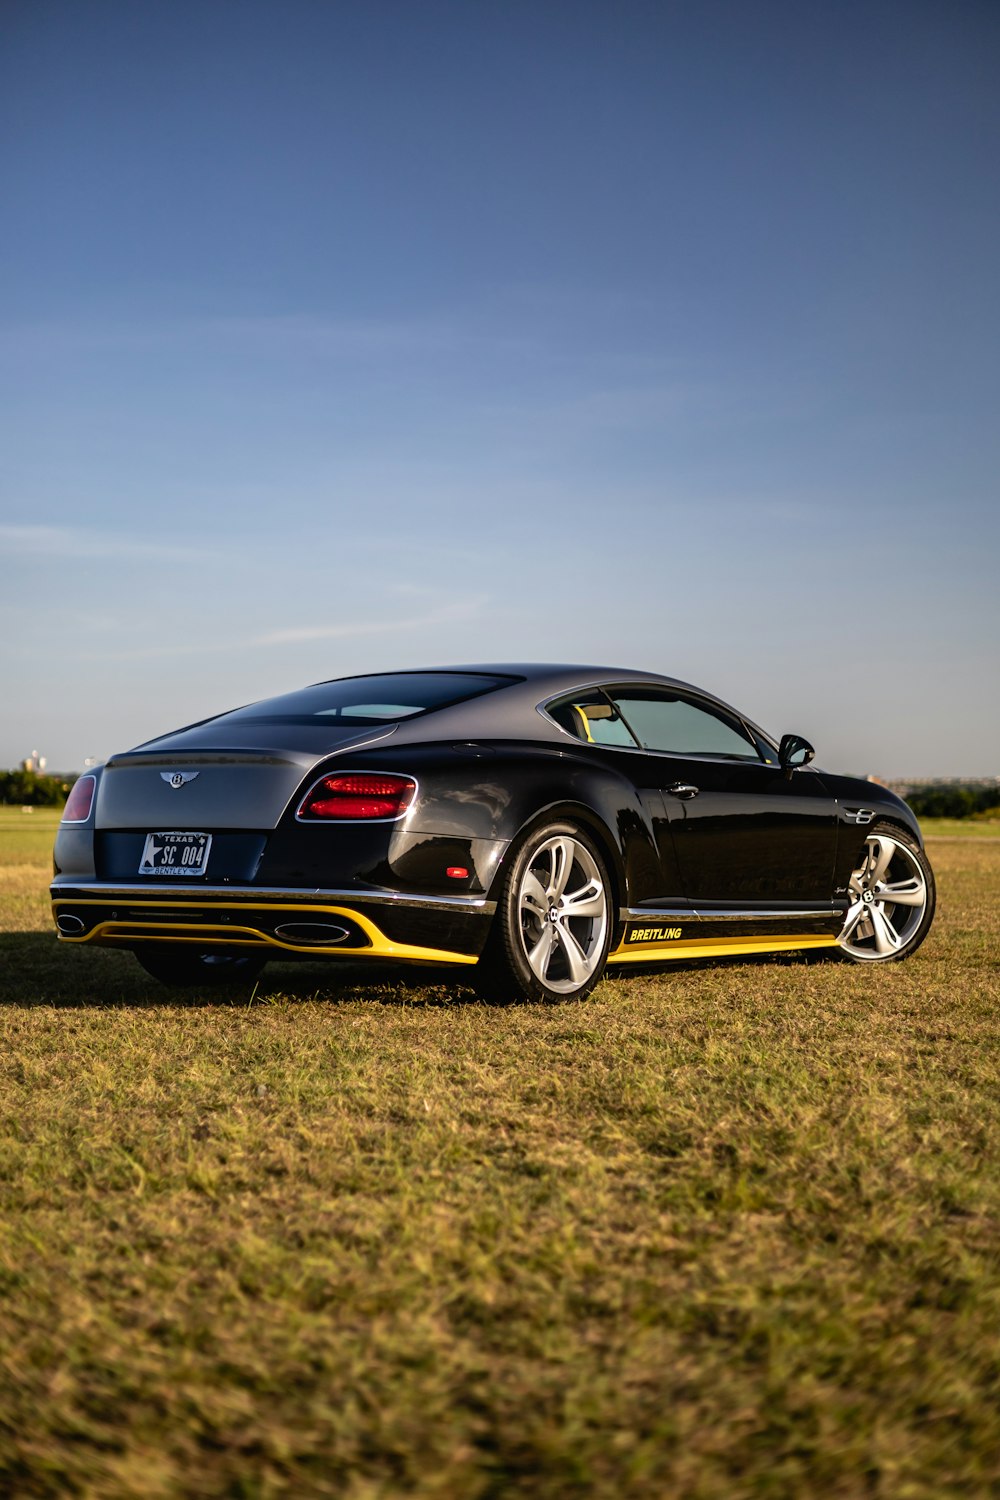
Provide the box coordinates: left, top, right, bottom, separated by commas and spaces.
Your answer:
608, 907, 843, 965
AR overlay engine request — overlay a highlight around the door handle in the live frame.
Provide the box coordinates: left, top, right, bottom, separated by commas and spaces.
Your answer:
668, 783, 699, 800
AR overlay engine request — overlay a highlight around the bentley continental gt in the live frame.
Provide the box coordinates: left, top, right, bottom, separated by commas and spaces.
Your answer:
52, 666, 935, 1000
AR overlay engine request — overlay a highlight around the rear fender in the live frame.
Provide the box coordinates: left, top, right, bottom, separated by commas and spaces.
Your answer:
257, 743, 663, 904
390, 746, 663, 909
484, 799, 628, 920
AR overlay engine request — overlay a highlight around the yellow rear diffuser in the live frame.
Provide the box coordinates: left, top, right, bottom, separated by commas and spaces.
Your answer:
51, 898, 478, 967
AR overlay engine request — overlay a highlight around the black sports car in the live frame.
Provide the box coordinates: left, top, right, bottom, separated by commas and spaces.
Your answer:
52, 665, 935, 1000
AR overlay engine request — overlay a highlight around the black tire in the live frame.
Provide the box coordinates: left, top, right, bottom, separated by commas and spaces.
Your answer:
475, 820, 613, 1002
133, 946, 268, 988
838, 821, 936, 963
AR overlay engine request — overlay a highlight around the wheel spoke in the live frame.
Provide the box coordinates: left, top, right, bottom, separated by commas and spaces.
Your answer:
527, 924, 557, 979
556, 923, 590, 984
868, 837, 895, 887
875, 877, 925, 908
840, 900, 867, 941
548, 838, 576, 901
870, 905, 902, 955
520, 871, 548, 920
561, 879, 604, 920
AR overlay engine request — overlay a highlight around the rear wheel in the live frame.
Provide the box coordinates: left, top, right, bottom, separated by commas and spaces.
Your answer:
838, 823, 935, 962
476, 821, 612, 1001
133, 947, 268, 987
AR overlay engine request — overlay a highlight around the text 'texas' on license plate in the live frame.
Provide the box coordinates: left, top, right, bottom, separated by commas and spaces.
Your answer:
138, 832, 212, 876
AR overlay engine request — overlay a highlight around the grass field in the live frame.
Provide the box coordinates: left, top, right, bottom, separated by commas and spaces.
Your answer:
1, 809, 998, 1497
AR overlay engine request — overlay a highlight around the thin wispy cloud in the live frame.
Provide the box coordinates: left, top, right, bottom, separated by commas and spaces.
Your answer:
67, 594, 490, 662
251, 595, 486, 647
0, 524, 208, 564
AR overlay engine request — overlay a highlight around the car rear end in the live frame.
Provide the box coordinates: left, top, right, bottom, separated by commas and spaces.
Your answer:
51, 743, 503, 972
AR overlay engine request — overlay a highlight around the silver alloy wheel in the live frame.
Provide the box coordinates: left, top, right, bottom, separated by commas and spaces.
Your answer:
517, 834, 609, 994
838, 832, 929, 961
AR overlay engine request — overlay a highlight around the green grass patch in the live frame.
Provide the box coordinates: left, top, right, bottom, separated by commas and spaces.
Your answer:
922, 816, 1000, 839
2, 818, 999, 1495
0, 804, 61, 867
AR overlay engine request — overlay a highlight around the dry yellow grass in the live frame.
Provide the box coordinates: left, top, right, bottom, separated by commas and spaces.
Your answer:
1, 811, 998, 1497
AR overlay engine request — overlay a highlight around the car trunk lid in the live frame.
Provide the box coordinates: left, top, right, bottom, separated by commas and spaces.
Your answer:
96, 725, 397, 832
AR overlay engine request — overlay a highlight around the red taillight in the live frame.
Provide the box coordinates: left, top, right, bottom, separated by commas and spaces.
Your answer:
61, 775, 96, 823
296, 772, 417, 821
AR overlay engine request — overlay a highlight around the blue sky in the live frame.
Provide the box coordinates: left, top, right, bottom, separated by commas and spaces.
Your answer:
1, 0, 997, 777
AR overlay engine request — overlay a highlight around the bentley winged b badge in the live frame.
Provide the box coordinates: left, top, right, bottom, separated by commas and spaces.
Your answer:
161, 771, 199, 789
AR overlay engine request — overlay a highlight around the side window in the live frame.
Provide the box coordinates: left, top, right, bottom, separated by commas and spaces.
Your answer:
607, 691, 761, 760
547, 692, 640, 748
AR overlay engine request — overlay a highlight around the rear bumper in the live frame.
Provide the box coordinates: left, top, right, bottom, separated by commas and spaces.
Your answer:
50, 881, 495, 966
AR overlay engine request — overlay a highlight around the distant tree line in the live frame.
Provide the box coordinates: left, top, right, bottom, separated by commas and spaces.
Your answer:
2, 766, 997, 819
905, 783, 1000, 819
0, 769, 78, 806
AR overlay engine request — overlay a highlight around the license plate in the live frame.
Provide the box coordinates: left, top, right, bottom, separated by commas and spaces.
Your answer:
138, 831, 212, 877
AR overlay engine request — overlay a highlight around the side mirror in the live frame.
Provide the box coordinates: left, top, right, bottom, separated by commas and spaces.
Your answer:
778, 733, 815, 777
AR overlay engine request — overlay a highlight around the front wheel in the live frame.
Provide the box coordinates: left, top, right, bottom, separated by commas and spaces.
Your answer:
476, 821, 613, 1001
133, 946, 268, 988
837, 824, 935, 962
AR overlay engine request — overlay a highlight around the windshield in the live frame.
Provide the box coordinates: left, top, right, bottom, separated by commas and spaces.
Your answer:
215, 672, 519, 727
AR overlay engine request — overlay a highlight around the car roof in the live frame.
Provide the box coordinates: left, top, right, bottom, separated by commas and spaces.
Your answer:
131, 663, 773, 758
349, 664, 768, 749
318, 663, 697, 692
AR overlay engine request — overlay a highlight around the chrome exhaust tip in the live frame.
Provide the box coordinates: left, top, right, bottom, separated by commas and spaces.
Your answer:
273, 921, 351, 945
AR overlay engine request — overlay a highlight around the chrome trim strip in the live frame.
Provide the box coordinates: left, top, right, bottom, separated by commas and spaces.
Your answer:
50, 881, 494, 914
626, 906, 842, 921
623, 906, 690, 919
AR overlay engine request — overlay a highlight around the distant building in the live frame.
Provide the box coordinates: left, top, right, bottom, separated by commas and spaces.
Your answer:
22, 749, 47, 774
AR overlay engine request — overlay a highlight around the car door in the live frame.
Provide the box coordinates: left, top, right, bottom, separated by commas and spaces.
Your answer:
602, 686, 838, 908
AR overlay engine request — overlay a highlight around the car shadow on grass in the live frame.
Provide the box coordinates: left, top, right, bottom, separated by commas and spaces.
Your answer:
0, 931, 494, 1008
0, 930, 834, 1010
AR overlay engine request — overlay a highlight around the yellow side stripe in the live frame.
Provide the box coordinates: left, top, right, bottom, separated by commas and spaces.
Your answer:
51, 899, 478, 967
54, 897, 841, 970
608, 934, 839, 965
